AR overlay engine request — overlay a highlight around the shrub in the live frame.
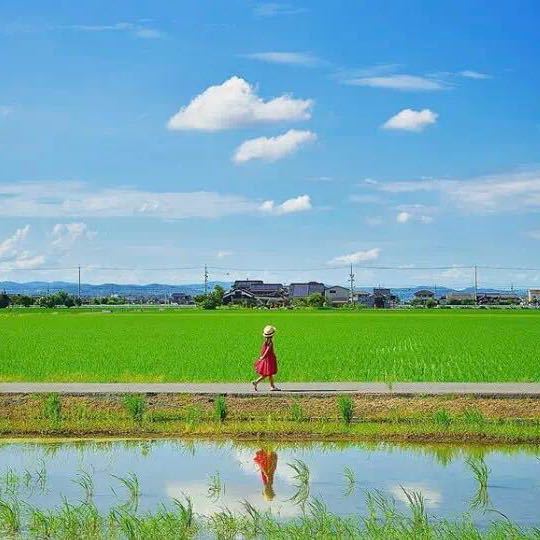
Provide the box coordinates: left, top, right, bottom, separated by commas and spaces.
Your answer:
463, 408, 485, 425
123, 394, 147, 425
338, 396, 354, 425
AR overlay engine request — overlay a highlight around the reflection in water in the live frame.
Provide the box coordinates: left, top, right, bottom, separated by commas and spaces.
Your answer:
253, 449, 278, 501
0, 440, 538, 528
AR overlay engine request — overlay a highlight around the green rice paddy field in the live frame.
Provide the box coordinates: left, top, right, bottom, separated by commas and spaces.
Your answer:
0, 308, 539, 382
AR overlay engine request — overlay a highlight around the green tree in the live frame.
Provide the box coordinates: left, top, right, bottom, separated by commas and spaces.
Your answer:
212, 285, 225, 305
18, 295, 34, 307
0, 292, 11, 309
306, 292, 325, 308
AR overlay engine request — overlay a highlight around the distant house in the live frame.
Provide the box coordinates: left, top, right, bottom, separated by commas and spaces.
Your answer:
373, 288, 398, 308
289, 281, 325, 299
325, 286, 350, 306
170, 292, 193, 305
445, 292, 476, 304
528, 289, 540, 304
354, 290, 373, 306
476, 292, 523, 305
223, 280, 287, 306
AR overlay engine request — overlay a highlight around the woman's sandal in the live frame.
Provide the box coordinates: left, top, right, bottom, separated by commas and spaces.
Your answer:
251, 381, 258, 392
270, 387, 281, 392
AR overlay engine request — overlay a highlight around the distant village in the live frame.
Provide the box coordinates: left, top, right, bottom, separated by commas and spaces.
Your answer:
1, 279, 540, 309
170, 280, 540, 308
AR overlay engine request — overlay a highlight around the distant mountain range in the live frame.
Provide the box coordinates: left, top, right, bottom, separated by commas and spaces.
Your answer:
0, 281, 230, 298
0, 281, 527, 301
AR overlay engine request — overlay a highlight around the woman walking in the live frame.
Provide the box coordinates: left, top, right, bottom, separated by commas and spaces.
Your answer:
252, 325, 280, 391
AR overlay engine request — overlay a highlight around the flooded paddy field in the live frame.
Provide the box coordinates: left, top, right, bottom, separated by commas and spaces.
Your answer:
0, 438, 538, 531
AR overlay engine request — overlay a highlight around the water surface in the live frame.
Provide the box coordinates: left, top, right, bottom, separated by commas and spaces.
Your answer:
0, 439, 538, 527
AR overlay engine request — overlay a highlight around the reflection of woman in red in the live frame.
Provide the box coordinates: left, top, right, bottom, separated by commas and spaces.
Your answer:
254, 449, 278, 501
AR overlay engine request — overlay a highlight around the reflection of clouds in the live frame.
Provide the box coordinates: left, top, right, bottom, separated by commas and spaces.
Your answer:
389, 483, 442, 508
165, 481, 302, 518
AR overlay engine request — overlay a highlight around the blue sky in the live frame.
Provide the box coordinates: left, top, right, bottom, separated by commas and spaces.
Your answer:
0, 0, 539, 288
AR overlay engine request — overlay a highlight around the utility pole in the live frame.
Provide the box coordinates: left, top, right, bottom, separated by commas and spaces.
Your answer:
349, 264, 355, 304
78, 265, 81, 301
474, 265, 478, 303
204, 265, 209, 295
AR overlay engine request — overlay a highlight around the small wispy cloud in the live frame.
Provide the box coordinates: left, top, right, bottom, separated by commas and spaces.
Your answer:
0, 105, 13, 117
233, 129, 316, 163
216, 250, 233, 258
243, 51, 321, 67
253, 3, 308, 17
459, 70, 491, 80
327, 247, 381, 266
60, 21, 163, 39
345, 74, 447, 91
260, 194, 312, 215
382, 108, 438, 132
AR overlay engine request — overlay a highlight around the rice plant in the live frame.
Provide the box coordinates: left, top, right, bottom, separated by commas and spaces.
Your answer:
72, 469, 94, 502
463, 408, 486, 425
433, 409, 452, 428
343, 466, 357, 496
111, 472, 140, 511
2, 309, 539, 383
466, 455, 491, 511
123, 394, 146, 425
43, 393, 62, 423
287, 459, 310, 507
338, 396, 354, 425
214, 395, 228, 423
207, 472, 224, 501
290, 400, 306, 422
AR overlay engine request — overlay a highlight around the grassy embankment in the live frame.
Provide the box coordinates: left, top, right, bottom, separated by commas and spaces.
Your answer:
1, 308, 540, 382
1, 393, 539, 443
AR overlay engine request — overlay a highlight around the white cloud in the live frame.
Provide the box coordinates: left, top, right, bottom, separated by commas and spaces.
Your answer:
327, 247, 381, 266
0, 225, 30, 259
460, 70, 490, 80
527, 230, 540, 240
396, 210, 433, 224
243, 52, 321, 67
233, 129, 316, 163
259, 194, 312, 215
367, 169, 540, 215
253, 3, 308, 17
61, 22, 163, 39
389, 484, 442, 508
0, 106, 12, 117
396, 211, 411, 223
0, 225, 45, 271
216, 250, 233, 258
0, 181, 310, 220
382, 109, 438, 132
51, 222, 96, 251
167, 76, 313, 131
346, 74, 447, 91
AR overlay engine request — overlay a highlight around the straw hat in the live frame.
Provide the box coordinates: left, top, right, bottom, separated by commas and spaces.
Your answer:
263, 325, 276, 337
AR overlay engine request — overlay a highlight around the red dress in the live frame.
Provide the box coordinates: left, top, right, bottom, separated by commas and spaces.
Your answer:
255, 341, 278, 376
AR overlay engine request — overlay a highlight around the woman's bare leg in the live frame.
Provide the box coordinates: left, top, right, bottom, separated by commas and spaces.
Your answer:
269, 375, 280, 390
252, 375, 266, 391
